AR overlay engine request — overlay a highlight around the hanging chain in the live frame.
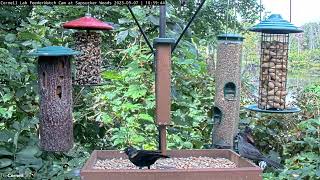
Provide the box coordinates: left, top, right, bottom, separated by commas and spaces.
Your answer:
225, 0, 230, 35
233, 0, 237, 34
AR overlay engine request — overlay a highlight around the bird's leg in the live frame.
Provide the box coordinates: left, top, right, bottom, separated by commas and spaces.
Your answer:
148, 166, 150, 169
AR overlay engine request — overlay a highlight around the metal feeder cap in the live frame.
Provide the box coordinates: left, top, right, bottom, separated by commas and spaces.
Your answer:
63, 14, 113, 30
217, 33, 244, 42
153, 38, 176, 47
249, 14, 303, 34
28, 46, 80, 57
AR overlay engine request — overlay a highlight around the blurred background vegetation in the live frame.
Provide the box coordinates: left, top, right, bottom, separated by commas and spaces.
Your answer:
0, 1, 319, 179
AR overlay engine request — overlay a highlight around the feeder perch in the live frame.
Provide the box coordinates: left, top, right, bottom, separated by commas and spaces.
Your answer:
245, 14, 303, 113
63, 13, 113, 85
213, 34, 244, 149
29, 46, 79, 151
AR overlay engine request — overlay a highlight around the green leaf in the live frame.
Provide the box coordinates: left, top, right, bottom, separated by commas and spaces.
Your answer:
125, 85, 147, 99
0, 158, 12, 168
16, 146, 39, 157
0, 130, 15, 142
101, 113, 113, 124
116, 30, 128, 44
27, 17, 37, 25
147, 15, 159, 25
38, 19, 48, 25
138, 114, 154, 123
4, 34, 16, 42
102, 70, 122, 80
0, 148, 13, 156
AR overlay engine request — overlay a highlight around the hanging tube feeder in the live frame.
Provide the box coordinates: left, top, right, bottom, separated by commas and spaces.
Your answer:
63, 13, 113, 85
245, 14, 303, 113
29, 46, 79, 151
213, 33, 244, 149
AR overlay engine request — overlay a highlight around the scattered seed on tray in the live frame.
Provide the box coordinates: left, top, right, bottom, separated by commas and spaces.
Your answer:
93, 157, 237, 170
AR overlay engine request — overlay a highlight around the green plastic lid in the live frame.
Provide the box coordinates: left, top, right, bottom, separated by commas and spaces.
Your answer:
249, 14, 303, 34
217, 33, 244, 42
28, 46, 80, 57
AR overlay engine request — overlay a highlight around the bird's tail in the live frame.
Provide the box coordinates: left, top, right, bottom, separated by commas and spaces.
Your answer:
159, 154, 170, 158
262, 157, 284, 169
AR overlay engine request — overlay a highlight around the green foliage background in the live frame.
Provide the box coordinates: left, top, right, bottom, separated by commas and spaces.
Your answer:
0, 1, 319, 179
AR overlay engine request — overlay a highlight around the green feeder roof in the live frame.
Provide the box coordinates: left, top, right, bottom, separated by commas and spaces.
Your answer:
28, 46, 80, 57
217, 33, 244, 42
249, 14, 303, 34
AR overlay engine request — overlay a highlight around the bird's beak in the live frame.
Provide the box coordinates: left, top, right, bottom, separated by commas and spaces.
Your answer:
120, 150, 124, 153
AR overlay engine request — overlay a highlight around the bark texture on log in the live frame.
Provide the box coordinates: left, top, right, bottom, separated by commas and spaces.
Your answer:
38, 56, 73, 151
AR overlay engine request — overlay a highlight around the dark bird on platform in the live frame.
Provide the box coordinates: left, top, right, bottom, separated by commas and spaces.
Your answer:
237, 133, 283, 169
122, 147, 170, 169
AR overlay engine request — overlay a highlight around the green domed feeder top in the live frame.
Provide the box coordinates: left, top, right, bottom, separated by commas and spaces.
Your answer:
249, 14, 303, 34
28, 46, 80, 57
217, 33, 244, 42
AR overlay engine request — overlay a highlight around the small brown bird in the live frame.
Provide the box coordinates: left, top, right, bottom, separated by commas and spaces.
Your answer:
122, 147, 169, 169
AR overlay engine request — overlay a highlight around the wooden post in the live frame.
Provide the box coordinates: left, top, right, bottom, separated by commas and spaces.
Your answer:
154, 38, 175, 155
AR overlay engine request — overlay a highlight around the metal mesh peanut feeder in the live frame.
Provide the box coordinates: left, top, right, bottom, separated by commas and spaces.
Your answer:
63, 14, 113, 85
212, 34, 244, 149
29, 46, 79, 151
245, 14, 303, 113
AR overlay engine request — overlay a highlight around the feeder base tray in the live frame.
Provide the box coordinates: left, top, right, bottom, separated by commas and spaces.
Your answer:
245, 104, 301, 113
81, 149, 262, 180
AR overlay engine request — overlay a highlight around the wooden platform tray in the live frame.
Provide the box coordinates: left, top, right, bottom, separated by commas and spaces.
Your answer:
81, 149, 262, 180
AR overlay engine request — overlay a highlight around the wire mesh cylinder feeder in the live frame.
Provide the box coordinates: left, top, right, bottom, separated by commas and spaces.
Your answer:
213, 34, 244, 149
63, 13, 113, 85
29, 46, 79, 151
249, 14, 303, 112
259, 33, 289, 110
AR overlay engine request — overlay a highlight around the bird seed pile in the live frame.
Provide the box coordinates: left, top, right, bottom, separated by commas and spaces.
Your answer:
93, 157, 237, 170
74, 32, 102, 85
258, 40, 289, 110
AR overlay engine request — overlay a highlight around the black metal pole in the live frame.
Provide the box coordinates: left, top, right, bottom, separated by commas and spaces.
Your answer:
159, 5, 166, 38
260, 0, 262, 22
127, 5, 154, 54
171, 0, 206, 53
290, 0, 292, 22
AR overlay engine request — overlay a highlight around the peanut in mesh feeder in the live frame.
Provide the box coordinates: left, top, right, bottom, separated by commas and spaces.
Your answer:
245, 14, 303, 113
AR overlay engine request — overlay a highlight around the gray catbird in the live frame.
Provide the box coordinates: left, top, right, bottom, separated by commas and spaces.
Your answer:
237, 133, 283, 169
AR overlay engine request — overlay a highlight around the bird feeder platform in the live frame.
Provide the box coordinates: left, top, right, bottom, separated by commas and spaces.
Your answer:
81, 149, 262, 180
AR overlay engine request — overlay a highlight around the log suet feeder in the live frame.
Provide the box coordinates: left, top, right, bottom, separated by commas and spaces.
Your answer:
245, 14, 303, 113
63, 13, 113, 85
29, 46, 79, 151
213, 33, 244, 149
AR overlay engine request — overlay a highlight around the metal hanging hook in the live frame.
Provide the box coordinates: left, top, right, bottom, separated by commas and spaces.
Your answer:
86, 5, 91, 16
225, 0, 230, 35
